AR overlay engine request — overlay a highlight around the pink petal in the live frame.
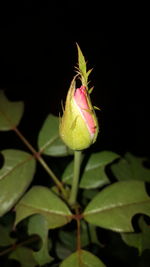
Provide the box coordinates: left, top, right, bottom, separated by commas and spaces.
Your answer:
74, 86, 96, 135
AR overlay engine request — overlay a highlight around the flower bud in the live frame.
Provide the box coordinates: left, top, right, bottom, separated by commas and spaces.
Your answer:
59, 76, 99, 150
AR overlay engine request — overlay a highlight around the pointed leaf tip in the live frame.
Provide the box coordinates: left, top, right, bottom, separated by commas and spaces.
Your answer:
76, 43, 87, 85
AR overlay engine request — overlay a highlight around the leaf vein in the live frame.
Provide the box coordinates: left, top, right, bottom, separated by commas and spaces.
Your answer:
84, 199, 150, 215
18, 202, 72, 217
0, 154, 34, 181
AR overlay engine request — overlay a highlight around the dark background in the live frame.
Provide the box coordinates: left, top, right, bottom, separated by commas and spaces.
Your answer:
0, 1, 149, 157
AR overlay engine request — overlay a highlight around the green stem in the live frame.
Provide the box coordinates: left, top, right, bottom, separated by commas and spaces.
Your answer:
13, 127, 67, 199
69, 150, 82, 206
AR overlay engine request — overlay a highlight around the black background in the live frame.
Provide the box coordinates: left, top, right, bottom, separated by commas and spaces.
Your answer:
0, 1, 149, 157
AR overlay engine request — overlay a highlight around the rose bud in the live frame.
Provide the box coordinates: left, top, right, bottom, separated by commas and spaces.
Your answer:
59, 76, 99, 150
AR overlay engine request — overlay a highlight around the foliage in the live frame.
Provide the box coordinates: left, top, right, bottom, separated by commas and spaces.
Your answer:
0, 46, 150, 266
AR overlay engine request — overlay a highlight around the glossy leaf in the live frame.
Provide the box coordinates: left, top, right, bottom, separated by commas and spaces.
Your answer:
84, 181, 150, 232
9, 247, 37, 267
38, 114, 73, 156
0, 149, 36, 216
0, 90, 24, 130
111, 153, 150, 182
62, 151, 119, 189
28, 214, 53, 265
60, 249, 106, 267
121, 216, 150, 255
15, 186, 72, 228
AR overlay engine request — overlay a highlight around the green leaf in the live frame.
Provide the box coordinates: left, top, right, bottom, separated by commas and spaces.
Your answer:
60, 249, 106, 267
0, 149, 36, 216
84, 181, 150, 232
0, 90, 24, 130
28, 214, 53, 265
15, 186, 72, 228
9, 247, 37, 267
38, 114, 73, 156
62, 151, 119, 189
111, 157, 132, 181
111, 152, 150, 182
121, 216, 150, 255
0, 224, 15, 246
